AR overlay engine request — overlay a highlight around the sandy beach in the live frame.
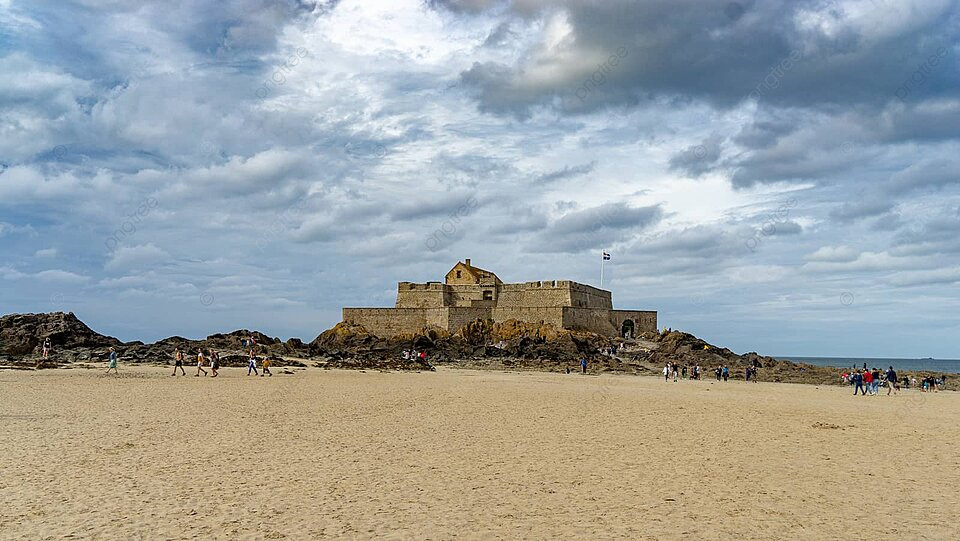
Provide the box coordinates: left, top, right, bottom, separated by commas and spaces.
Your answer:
1, 366, 957, 540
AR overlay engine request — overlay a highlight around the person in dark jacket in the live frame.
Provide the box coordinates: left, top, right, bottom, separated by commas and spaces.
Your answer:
853, 370, 866, 395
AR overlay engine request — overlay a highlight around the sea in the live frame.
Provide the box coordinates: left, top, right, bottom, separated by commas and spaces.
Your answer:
776, 356, 960, 374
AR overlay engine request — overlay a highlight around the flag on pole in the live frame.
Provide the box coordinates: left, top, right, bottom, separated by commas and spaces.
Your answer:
602, 251, 611, 260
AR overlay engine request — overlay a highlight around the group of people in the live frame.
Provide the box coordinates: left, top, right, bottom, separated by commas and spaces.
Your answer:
846, 366, 899, 396
173, 346, 272, 377
661, 362, 758, 383
600, 343, 624, 357
920, 375, 947, 392
842, 366, 949, 396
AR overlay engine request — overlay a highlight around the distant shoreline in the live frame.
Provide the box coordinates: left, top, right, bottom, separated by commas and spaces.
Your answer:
776, 356, 960, 374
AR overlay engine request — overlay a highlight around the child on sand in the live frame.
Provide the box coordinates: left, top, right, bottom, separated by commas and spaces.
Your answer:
196, 348, 208, 377
261, 355, 272, 377
210, 349, 219, 377
172, 347, 186, 376
247, 349, 259, 376
106, 347, 119, 375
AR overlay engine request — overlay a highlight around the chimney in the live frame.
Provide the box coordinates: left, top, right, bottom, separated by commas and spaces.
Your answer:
465, 258, 471, 267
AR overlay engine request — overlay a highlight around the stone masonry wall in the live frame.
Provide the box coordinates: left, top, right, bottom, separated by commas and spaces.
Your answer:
445, 307, 494, 332
497, 282, 572, 307
608, 310, 657, 334
343, 308, 432, 337
568, 282, 613, 309
561, 307, 619, 335
492, 307, 565, 328
395, 283, 445, 308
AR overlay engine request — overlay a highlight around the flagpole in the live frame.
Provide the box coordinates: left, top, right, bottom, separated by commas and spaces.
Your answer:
600, 249, 605, 288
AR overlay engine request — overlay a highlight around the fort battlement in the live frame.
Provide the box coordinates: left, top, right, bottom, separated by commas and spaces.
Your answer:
344, 259, 656, 338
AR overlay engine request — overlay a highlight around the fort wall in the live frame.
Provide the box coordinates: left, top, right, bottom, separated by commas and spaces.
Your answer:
609, 310, 657, 334
492, 306, 565, 328
342, 308, 439, 337
395, 282, 445, 308
347, 264, 656, 338
444, 307, 494, 332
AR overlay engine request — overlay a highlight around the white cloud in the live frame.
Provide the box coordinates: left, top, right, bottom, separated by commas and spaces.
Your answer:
105, 244, 171, 272
806, 245, 858, 263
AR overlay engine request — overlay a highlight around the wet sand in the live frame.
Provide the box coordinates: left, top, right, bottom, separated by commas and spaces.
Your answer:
1, 366, 957, 540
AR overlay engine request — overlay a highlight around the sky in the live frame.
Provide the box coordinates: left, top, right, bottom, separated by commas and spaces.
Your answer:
1, 0, 958, 357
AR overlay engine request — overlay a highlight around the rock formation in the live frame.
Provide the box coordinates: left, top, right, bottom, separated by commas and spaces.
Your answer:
1, 312, 942, 388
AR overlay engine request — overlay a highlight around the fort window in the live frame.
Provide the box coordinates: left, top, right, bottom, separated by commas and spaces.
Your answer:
456, 270, 461, 278
483, 290, 493, 300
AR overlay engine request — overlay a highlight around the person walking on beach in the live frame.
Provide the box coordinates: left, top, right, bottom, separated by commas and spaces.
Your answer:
863, 368, 874, 396
663, 363, 670, 381
715, 366, 722, 381
172, 347, 186, 376
261, 355, 272, 377
37, 336, 52, 368
106, 347, 119, 375
580, 357, 587, 374
672, 364, 679, 382
853, 370, 866, 395
886, 366, 898, 395
209, 349, 220, 377
247, 349, 259, 376
196, 348, 208, 377
722, 365, 729, 382
871, 367, 881, 395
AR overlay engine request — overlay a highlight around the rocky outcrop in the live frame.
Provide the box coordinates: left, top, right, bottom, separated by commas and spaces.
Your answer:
0, 312, 308, 368
307, 318, 613, 369
0, 312, 122, 356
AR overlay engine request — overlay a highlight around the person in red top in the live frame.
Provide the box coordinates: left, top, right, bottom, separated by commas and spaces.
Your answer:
863, 368, 874, 393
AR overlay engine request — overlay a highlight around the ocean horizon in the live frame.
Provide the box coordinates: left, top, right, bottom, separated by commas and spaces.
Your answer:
776, 356, 960, 374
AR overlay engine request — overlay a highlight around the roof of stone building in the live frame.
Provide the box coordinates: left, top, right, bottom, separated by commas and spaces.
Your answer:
451, 260, 500, 283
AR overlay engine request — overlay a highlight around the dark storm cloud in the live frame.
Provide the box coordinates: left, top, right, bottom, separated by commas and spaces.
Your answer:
829, 198, 896, 223
449, 0, 960, 117
733, 117, 797, 150
533, 161, 596, 184
487, 207, 549, 235
668, 134, 724, 177
389, 192, 483, 221
529, 202, 662, 253
886, 159, 960, 195
889, 210, 960, 256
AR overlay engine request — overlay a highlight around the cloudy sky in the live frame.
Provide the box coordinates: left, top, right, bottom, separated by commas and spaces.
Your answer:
1, 0, 958, 357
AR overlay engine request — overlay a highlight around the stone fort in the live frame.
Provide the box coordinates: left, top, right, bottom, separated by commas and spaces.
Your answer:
343, 259, 657, 338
